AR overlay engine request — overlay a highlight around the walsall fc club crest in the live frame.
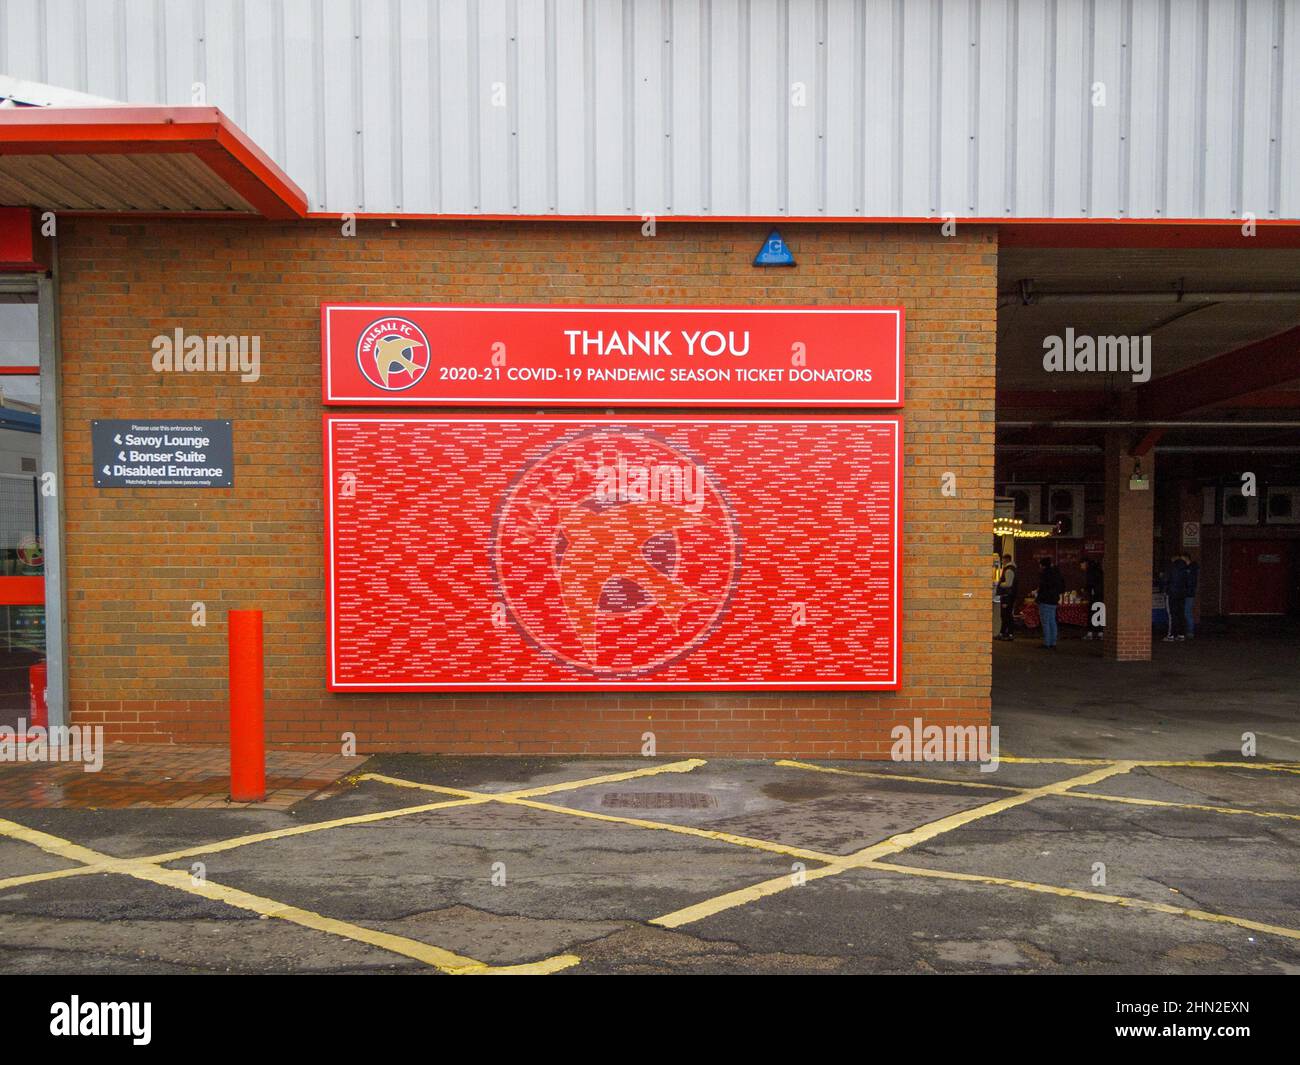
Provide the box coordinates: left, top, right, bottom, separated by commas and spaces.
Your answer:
491, 428, 741, 678
356, 317, 431, 391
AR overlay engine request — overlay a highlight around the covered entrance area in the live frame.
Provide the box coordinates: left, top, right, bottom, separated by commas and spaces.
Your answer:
993, 226, 1300, 761
0, 100, 308, 737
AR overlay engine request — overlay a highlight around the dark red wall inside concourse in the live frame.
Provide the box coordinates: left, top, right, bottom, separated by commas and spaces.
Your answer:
57, 219, 996, 756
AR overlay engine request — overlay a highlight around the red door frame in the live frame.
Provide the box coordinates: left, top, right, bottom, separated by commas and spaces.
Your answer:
0, 360, 41, 606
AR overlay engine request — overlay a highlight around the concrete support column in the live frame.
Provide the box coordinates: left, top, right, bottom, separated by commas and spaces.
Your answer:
1103, 431, 1155, 661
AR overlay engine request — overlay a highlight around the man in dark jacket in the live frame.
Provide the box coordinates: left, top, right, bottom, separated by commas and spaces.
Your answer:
1036, 556, 1064, 649
1164, 554, 1189, 641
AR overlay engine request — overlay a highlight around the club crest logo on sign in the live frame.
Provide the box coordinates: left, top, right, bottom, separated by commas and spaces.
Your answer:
491, 428, 741, 678
356, 317, 430, 391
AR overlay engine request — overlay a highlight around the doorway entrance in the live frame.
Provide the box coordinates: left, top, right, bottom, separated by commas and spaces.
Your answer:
0, 293, 44, 730
1227, 539, 1294, 615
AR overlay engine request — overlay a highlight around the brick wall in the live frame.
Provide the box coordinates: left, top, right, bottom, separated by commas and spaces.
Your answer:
1103, 431, 1156, 661
57, 219, 997, 757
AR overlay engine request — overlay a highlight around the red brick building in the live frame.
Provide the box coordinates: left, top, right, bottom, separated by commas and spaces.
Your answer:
0, 4, 1297, 758
56, 217, 995, 755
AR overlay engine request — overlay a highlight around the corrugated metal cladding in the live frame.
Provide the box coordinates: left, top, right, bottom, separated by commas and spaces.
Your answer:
0, 0, 1296, 219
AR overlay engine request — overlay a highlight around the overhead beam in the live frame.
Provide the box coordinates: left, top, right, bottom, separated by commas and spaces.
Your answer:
999, 221, 1300, 249
997, 389, 1110, 413
1132, 429, 1164, 456
1134, 324, 1300, 420
1209, 389, 1300, 409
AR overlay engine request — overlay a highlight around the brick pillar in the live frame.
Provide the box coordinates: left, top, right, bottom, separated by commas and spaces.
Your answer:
1103, 431, 1155, 661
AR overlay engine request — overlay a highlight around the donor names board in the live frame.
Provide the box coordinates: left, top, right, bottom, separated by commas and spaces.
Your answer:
321, 305, 903, 406
93, 420, 233, 488
325, 415, 900, 691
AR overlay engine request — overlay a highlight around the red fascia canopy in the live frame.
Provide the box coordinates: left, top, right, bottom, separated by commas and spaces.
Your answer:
0, 105, 307, 220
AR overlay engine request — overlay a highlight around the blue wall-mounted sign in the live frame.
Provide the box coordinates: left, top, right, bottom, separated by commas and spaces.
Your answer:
753, 229, 796, 267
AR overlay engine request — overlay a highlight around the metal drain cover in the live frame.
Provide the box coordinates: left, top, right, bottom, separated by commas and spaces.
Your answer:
600, 791, 717, 809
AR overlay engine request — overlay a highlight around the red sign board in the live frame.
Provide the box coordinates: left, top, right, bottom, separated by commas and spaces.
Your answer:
321, 304, 903, 407
325, 415, 901, 691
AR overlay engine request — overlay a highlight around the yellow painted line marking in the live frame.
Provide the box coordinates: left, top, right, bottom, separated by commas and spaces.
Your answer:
508, 797, 838, 864
651, 864, 850, 929
150, 759, 707, 864
0, 865, 115, 893
359, 774, 496, 794
659, 862, 854, 924
1066, 790, 1300, 822
366, 773, 838, 864
147, 796, 491, 864
864, 860, 1300, 943
0, 760, 709, 975
127, 862, 581, 975
999, 756, 1300, 774
650, 763, 1136, 929
474, 955, 584, 976
784, 754, 1299, 774
0, 800, 496, 890
123, 861, 494, 973
8, 749, 1294, 971
995, 756, 1125, 766
1150, 760, 1300, 775
487, 759, 708, 798
776, 759, 1023, 792
847, 762, 1136, 859
0, 816, 127, 868
780, 757, 1300, 821
0, 810, 580, 975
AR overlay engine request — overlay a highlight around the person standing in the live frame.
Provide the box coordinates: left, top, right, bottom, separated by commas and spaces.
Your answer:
1081, 557, 1104, 640
1036, 556, 1064, 650
996, 554, 1018, 640
1164, 553, 1189, 642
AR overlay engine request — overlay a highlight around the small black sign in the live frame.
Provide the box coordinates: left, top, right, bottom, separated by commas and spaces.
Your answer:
92, 420, 233, 488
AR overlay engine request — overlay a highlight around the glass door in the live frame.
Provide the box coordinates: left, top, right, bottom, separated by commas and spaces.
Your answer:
0, 294, 44, 731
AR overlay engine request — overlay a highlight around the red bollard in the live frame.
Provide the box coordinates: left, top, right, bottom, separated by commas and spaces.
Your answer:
228, 610, 266, 802
28, 661, 48, 731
